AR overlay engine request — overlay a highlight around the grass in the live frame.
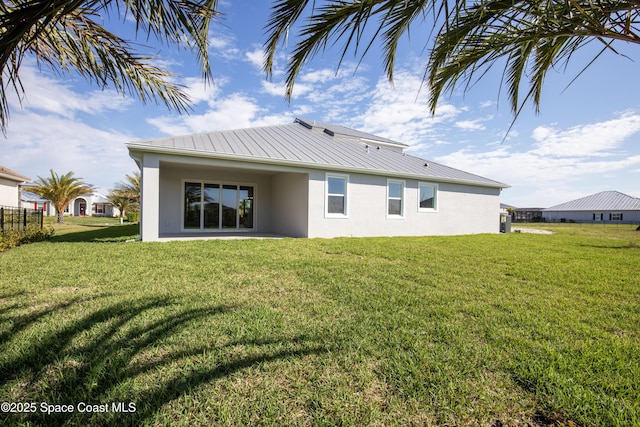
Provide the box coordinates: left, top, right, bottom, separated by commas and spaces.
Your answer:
0, 223, 638, 426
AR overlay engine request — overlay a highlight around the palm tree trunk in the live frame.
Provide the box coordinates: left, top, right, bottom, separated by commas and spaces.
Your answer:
57, 210, 64, 224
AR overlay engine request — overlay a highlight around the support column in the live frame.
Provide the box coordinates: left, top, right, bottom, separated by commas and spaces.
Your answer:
140, 154, 160, 241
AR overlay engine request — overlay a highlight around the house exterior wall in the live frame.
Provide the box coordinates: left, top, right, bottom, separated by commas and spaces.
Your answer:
307, 171, 501, 238
543, 210, 640, 223
136, 154, 502, 241
0, 177, 20, 207
140, 154, 160, 241
156, 163, 275, 237
271, 172, 309, 237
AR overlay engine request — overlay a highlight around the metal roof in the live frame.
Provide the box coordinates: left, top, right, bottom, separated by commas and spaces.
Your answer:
127, 119, 507, 189
21, 191, 47, 202
295, 118, 408, 148
545, 191, 640, 211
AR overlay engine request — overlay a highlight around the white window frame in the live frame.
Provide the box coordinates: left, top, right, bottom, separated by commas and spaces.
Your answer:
418, 182, 438, 212
325, 173, 349, 218
386, 179, 405, 219
181, 179, 257, 232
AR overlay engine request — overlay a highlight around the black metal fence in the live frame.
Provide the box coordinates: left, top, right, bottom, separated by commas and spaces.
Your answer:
1, 206, 44, 236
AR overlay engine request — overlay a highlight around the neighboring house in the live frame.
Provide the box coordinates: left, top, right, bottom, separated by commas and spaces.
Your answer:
126, 118, 509, 241
500, 203, 515, 217
21, 190, 55, 216
21, 189, 119, 218
542, 191, 640, 223
0, 165, 30, 208
512, 207, 544, 223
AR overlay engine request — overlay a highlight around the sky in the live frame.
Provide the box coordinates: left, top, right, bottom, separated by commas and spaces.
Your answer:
2, 1, 640, 208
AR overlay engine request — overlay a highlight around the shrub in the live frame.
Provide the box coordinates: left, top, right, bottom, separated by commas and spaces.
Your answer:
125, 211, 140, 223
0, 225, 54, 252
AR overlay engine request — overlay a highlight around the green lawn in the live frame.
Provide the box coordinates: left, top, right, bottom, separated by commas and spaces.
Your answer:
0, 224, 638, 426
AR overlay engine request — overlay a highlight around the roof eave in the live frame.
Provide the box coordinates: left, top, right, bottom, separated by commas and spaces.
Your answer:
126, 143, 509, 189
0, 171, 31, 183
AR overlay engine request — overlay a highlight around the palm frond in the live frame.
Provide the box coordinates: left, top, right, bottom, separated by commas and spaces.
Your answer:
428, 0, 640, 115
0, 0, 221, 132
264, 0, 314, 79
264, 0, 639, 118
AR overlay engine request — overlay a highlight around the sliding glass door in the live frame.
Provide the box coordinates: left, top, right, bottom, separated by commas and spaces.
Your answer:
184, 182, 255, 231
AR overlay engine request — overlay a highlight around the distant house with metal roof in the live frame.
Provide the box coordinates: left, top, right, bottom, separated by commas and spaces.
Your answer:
542, 191, 640, 223
0, 165, 30, 208
126, 118, 509, 241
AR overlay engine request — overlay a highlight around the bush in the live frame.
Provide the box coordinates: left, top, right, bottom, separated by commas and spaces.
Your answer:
125, 211, 140, 223
0, 225, 54, 252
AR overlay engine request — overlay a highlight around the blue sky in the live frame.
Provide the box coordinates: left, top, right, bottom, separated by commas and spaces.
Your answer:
2, 1, 640, 208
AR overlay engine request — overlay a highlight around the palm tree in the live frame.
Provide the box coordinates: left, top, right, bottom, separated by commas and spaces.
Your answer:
0, 0, 220, 132
107, 171, 140, 221
107, 191, 133, 222
30, 169, 95, 224
113, 172, 140, 205
263, 0, 640, 118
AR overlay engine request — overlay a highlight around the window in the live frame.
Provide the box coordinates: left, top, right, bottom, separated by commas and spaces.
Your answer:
184, 182, 202, 229
326, 173, 348, 217
387, 179, 405, 217
593, 213, 604, 221
184, 181, 255, 230
611, 213, 623, 221
418, 183, 438, 211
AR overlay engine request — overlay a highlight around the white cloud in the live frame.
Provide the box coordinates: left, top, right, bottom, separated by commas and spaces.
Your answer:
245, 47, 265, 71
300, 68, 340, 84
181, 76, 222, 105
435, 113, 640, 206
261, 81, 285, 97
351, 71, 460, 146
10, 64, 132, 117
531, 113, 640, 157
261, 80, 315, 99
147, 93, 294, 134
209, 35, 242, 60
455, 119, 486, 131
2, 112, 135, 193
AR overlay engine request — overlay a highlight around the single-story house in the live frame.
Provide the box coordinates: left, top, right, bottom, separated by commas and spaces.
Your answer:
126, 118, 509, 241
0, 165, 30, 208
542, 191, 640, 223
21, 189, 119, 218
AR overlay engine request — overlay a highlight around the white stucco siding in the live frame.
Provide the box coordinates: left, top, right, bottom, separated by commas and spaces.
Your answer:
140, 154, 160, 241
543, 210, 640, 223
271, 172, 309, 237
134, 152, 501, 240
0, 178, 20, 207
157, 163, 274, 236
307, 171, 501, 238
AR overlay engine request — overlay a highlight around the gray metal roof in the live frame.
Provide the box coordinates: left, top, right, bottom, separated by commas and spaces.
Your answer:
21, 191, 47, 202
295, 118, 408, 148
127, 119, 507, 189
545, 191, 640, 211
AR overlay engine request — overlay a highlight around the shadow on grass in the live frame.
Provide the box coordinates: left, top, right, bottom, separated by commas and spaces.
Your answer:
51, 224, 140, 243
0, 295, 329, 426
